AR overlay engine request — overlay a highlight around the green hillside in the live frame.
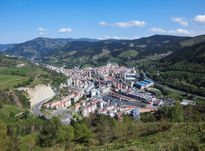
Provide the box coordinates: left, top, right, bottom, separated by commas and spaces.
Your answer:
0, 55, 67, 90
5, 37, 75, 59
0, 102, 204, 151
144, 41, 205, 96
0, 55, 67, 108
5, 35, 190, 68
0, 44, 13, 52
43, 35, 190, 68
1, 37, 205, 151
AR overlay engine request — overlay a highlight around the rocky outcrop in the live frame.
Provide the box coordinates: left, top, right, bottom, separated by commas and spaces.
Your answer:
25, 84, 55, 107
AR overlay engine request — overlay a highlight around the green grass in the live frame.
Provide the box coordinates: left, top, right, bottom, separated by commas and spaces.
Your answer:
0, 75, 28, 90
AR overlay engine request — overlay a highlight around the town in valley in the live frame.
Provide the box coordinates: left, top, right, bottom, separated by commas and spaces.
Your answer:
38, 62, 194, 124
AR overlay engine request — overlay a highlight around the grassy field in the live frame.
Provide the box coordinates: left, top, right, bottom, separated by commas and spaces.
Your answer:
0, 75, 28, 90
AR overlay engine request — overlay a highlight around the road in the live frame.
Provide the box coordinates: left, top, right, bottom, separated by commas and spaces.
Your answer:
141, 69, 205, 100
32, 96, 55, 118
32, 95, 73, 124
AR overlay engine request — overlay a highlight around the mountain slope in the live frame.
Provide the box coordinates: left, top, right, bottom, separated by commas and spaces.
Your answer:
0, 44, 14, 52
144, 41, 205, 96
5, 35, 190, 68
43, 35, 190, 68
180, 34, 205, 47
5, 37, 75, 59
5, 37, 99, 59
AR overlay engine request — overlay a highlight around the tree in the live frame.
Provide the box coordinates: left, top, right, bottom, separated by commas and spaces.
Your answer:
170, 102, 184, 122
0, 102, 2, 108
113, 120, 128, 140
193, 111, 201, 122
57, 125, 74, 143
19, 135, 36, 151
9, 111, 15, 118
95, 115, 114, 145
74, 122, 93, 143
0, 120, 10, 151
38, 117, 61, 147
139, 73, 144, 81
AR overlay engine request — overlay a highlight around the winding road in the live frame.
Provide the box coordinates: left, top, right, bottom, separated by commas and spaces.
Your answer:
32, 94, 73, 124
141, 69, 205, 100
32, 96, 54, 118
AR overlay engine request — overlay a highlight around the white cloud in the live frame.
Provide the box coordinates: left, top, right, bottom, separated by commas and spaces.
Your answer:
176, 28, 189, 35
114, 20, 146, 28
167, 30, 176, 34
97, 36, 139, 40
150, 27, 194, 36
58, 28, 72, 33
38, 27, 47, 31
167, 28, 194, 35
99, 20, 146, 28
150, 28, 166, 33
99, 21, 107, 25
39, 32, 47, 35
38, 27, 47, 35
171, 17, 188, 26
194, 15, 205, 24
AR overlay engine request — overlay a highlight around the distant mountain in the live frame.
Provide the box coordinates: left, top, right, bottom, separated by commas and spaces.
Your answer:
42, 35, 190, 68
4, 34, 205, 95
180, 34, 205, 47
5, 37, 74, 59
144, 40, 205, 96
5, 35, 193, 68
0, 44, 14, 52
5, 37, 99, 59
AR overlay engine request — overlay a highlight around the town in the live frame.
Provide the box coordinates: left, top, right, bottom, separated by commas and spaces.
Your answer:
42, 62, 195, 123
41, 63, 155, 121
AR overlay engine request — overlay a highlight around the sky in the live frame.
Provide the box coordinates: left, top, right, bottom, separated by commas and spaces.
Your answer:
0, 0, 205, 43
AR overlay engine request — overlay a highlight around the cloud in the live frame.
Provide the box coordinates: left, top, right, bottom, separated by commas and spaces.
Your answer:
114, 20, 146, 28
59, 28, 72, 33
171, 17, 188, 26
38, 27, 47, 31
99, 21, 107, 25
38, 27, 47, 35
194, 15, 205, 24
168, 28, 194, 35
150, 28, 166, 33
151, 27, 194, 35
99, 20, 146, 28
176, 28, 191, 35
97, 36, 139, 40
39, 32, 47, 35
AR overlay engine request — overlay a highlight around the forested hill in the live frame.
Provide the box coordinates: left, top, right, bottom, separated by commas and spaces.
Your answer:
5, 37, 76, 59
5, 37, 99, 59
144, 41, 205, 96
4, 35, 190, 68
0, 44, 14, 52
40, 35, 190, 68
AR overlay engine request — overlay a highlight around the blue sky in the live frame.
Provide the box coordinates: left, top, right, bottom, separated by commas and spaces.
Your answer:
0, 0, 205, 43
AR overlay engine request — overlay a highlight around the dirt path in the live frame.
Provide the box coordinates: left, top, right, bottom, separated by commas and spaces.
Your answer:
12, 92, 23, 108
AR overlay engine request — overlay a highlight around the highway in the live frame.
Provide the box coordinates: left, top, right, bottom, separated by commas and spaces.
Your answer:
141, 69, 205, 100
